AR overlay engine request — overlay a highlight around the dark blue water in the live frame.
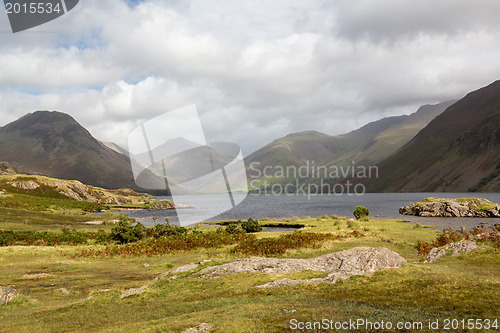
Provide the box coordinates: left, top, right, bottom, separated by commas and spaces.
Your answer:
120, 193, 500, 231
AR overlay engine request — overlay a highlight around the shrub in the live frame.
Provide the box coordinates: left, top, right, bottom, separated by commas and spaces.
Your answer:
353, 206, 369, 220
231, 232, 341, 256
111, 221, 147, 244
241, 218, 262, 233
73, 232, 251, 258
414, 226, 500, 257
225, 223, 245, 234
148, 222, 187, 238
231, 231, 340, 256
0, 229, 112, 246
416, 240, 433, 256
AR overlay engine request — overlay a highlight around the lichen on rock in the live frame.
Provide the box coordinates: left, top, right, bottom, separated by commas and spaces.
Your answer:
400, 197, 500, 217
196, 247, 406, 288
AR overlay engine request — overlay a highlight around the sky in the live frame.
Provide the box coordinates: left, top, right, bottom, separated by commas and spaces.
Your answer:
1, 0, 500, 155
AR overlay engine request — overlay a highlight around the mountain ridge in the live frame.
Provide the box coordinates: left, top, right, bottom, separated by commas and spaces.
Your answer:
362, 80, 500, 192
245, 100, 454, 190
0, 111, 163, 192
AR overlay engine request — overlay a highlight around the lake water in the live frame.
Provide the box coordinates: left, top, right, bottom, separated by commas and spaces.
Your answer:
120, 192, 500, 231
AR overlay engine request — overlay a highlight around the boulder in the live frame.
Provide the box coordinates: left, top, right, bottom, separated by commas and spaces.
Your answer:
0, 286, 18, 305
196, 247, 406, 287
426, 241, 481, 263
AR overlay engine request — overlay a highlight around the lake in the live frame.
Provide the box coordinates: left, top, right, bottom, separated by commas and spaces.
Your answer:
120, 192, 500, 231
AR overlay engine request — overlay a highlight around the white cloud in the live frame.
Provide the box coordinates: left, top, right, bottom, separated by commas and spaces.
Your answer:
1, 0, 500, 154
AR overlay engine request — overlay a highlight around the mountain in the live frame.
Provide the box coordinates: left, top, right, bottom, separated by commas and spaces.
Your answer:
332, 101, 456, 166
245, 101, 453, 189
363, 80, 500, 192
100, 141, 129, 156
0, 111, 162, 191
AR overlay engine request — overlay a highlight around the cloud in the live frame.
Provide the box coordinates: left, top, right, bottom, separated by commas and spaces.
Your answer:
1, 0, 500, 154
333, 0, 500, 41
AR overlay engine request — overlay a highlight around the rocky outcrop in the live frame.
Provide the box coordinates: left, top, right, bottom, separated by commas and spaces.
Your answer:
153, 260, 211, 282
147, 200, 176, 210
196, 247, 406, 287
0, 286, 18, 305
60, 288, 70, 295
400, 197, 500, 217
182, 323, 214, 333
426, 241, 481, 263
0, 161, 19, 175
0, 174, 177, 209
19, 273, 53, 279
121, 260, 212, 300
120, 286, 147, 299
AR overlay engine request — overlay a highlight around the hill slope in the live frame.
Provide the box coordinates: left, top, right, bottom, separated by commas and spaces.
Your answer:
0, 111, 160, 191
245, 101, 453, 189
365, 80, 500, 192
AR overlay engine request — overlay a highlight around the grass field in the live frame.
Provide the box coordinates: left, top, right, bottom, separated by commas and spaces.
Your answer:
1, 213, 499, 332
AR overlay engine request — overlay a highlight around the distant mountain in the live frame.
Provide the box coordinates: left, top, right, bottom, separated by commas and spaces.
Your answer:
245, 101, 453, 190
100, 141, 129, 156
363, 80, 500, 192
332, 101, 456, 166
132, 137, 236, 192
0, 111, 162, 191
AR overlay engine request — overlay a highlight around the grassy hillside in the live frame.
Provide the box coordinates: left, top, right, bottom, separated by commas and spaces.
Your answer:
0, 171, 174, 233
365, 80, 500, 192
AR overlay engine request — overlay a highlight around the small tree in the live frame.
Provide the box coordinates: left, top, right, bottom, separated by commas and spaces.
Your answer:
111, 220, 146, 244
353, 206, 369, 221
150, 219, 187, 238
241, 218, 262, 233
225, 223, 245, 234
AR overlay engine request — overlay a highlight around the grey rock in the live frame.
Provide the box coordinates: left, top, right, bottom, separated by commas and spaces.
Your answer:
426, 241, 480, 263
19, 273, 53, 279
426, 248, 447, 263
153, 271, 170, 282
120, 285, 147, 299
198, 260, 212, 265
170, 263, 199, 273
60, 288, 70, 295
182, 323, 214, 333
0, 286, 18, 305
449, 240, 481, 256
197, 247, 406, 288
153, 263, 201, 282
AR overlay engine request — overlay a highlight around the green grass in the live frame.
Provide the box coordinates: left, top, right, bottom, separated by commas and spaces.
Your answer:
0, 206, 123, 233
0, 215, 498, 332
